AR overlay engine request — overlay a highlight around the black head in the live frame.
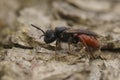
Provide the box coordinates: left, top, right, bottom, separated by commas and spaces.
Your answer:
44, 30, 56, 43
31, 24, 56, 44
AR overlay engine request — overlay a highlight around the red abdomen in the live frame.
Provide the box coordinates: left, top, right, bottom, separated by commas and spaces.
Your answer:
78, 34, 100, 48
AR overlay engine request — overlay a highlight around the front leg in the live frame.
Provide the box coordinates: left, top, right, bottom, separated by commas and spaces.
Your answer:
55, 39, 61, 51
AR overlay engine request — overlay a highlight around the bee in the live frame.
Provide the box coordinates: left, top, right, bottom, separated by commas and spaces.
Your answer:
31, 24, 100, 58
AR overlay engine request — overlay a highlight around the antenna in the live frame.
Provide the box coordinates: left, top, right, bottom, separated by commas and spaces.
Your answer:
31, 24, 45, 34
39, 35, 45, 39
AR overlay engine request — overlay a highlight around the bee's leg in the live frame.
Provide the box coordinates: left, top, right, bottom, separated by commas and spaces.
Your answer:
56, 39, 61, 50
68, 37, 72, 53
55, 40, 58, 54
54, 40, 60, 59
79, 36, 94, 59
55, 39, 61, 54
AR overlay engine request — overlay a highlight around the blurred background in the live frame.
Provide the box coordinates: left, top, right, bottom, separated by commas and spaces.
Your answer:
0, 0, 120, 80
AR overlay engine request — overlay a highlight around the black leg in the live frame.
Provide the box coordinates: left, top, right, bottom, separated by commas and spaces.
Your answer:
55, 39, 61, 51
68, 37, 73, 52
